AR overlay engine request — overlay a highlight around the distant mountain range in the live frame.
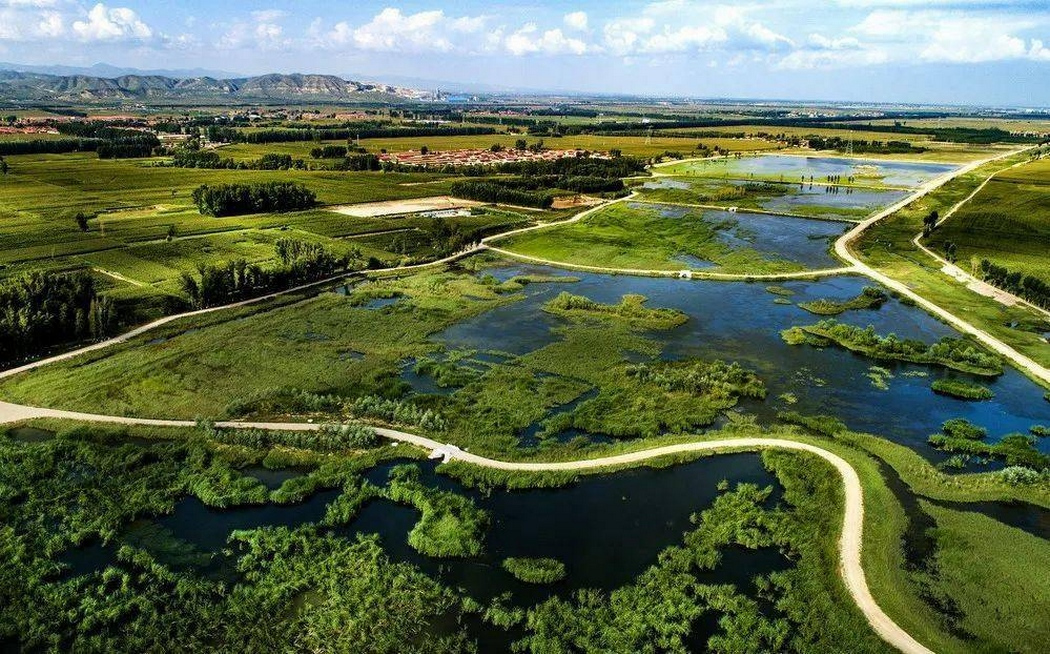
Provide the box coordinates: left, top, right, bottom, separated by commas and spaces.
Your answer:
0, 68, 433, 104
0, 62, 243, 80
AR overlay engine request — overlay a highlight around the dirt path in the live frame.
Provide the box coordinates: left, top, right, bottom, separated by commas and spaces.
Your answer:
636, 198, 859, 223
485, 245, 857, 281
0, 400, 932, 654
909, 157, 1050, 322
834, 146, 1050, 386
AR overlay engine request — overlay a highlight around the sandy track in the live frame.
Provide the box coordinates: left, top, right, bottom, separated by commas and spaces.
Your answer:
0, 400, 932, 654
834, 146, 1050, 386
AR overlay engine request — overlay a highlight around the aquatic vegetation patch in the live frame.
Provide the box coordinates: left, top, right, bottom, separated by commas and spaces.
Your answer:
928, 419, 1049, 470
544, 291, 688, 330
782, 320, 1004, 376
930, 379, 995, 401
865, 366, 894, 390
798, 287, 888, 316
384, 464, 488, 558
502, 557, 567, 584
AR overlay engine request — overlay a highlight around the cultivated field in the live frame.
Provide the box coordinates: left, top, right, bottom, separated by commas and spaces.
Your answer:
217, 133, 780, 161
926, 157, 1050, 284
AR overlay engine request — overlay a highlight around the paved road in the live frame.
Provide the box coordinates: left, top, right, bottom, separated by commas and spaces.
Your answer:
0, 399, 932, 654
833, 146, 1050, 386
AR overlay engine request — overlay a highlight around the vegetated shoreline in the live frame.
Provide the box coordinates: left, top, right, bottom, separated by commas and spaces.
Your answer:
782, 321, 1004, 377
930, 378, 995, 401
8, 412, 1050, 653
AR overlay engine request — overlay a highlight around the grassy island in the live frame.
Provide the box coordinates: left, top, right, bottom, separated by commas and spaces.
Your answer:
781, 320, 1004, 376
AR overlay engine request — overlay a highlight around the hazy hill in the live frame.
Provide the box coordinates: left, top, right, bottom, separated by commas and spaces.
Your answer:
0, 70, 427, 104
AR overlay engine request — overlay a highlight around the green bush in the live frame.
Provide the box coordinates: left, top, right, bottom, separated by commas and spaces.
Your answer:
502, 557, 567, 584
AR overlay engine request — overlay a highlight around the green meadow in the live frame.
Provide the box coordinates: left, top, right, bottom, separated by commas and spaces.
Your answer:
926, 157, 1050, 284
499, 201, 815, 274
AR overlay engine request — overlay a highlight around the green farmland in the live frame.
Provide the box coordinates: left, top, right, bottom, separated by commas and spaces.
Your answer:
0, 150, 527, 311
926, 157, 1050, 284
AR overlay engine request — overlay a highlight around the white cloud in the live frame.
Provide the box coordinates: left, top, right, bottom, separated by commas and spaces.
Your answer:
850, 9, 1050, 64
0, 1, 65, 40
341, 8, 485, 53
601, 3, 791, 55
3, 0, 59, 7
37, 9, 62, 37
72, 3, 151, 41
505, 23, 588, 55
1031, 39, 1050, 61
564, 11, 588, 31
219, 7, 290, 50
251, 9, 287, 23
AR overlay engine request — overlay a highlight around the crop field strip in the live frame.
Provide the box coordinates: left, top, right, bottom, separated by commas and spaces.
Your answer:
925, 157, 1050, 284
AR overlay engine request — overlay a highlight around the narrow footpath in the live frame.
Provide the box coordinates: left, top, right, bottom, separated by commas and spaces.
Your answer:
0, 399, 932, 654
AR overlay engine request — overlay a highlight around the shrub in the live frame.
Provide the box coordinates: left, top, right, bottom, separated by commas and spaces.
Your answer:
931, 379, 995, 401
502, 557, 567, 584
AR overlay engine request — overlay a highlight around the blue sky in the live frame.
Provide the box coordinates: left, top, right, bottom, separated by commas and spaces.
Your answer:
2, 0, 1050, 105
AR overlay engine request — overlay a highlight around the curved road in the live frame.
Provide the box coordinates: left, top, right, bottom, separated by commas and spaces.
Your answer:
485, 245, 857, 281
834, 146, 1050, 386
0, 399, 931, 654
909, 156, 1050, 322
0, 149, 1041, 653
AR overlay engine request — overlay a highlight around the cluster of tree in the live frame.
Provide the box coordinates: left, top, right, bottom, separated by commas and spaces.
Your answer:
51, 122, 160, 158
348, 394, 447, 431
179, 239, 352, 308
0, 138, 103, 156
796, 320, 1003, 375
0, 271, 117, 365
207, 422, 378, 452
96, 133, 161, 159
310, 145, 348, 158
449, 180, 553, 208
192, 181, 316, 217
922, 210, 939, 236
211, 126, 496, 145
928, 418, 1049, 469
329, 153, 382, 171
943, 240, 959, 263
625, 359, 767, 400
172, 148, 305, 170
978, 259, 1050, 309
807, 136, 925, 154
483, 174, 624, 194
419, 217, 479, 256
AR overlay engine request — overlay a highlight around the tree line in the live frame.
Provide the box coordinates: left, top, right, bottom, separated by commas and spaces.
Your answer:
192, 182, 317, 217
0, 271, 117, 365
179, 238, 355, 308
978, 259, 1050, 309
0, 138, 103, 156
449, 180, 553, 209
807, 136, 925, 154
171, 149, 305, 170
207, 125, 496, 144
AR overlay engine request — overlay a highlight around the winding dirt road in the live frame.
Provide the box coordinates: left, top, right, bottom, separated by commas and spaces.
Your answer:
0, 150, 1043, 654
484, 245, 856, 280
0, 399, 932, 654
909, 156, 1050, 322
834, 146, 1050, 386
